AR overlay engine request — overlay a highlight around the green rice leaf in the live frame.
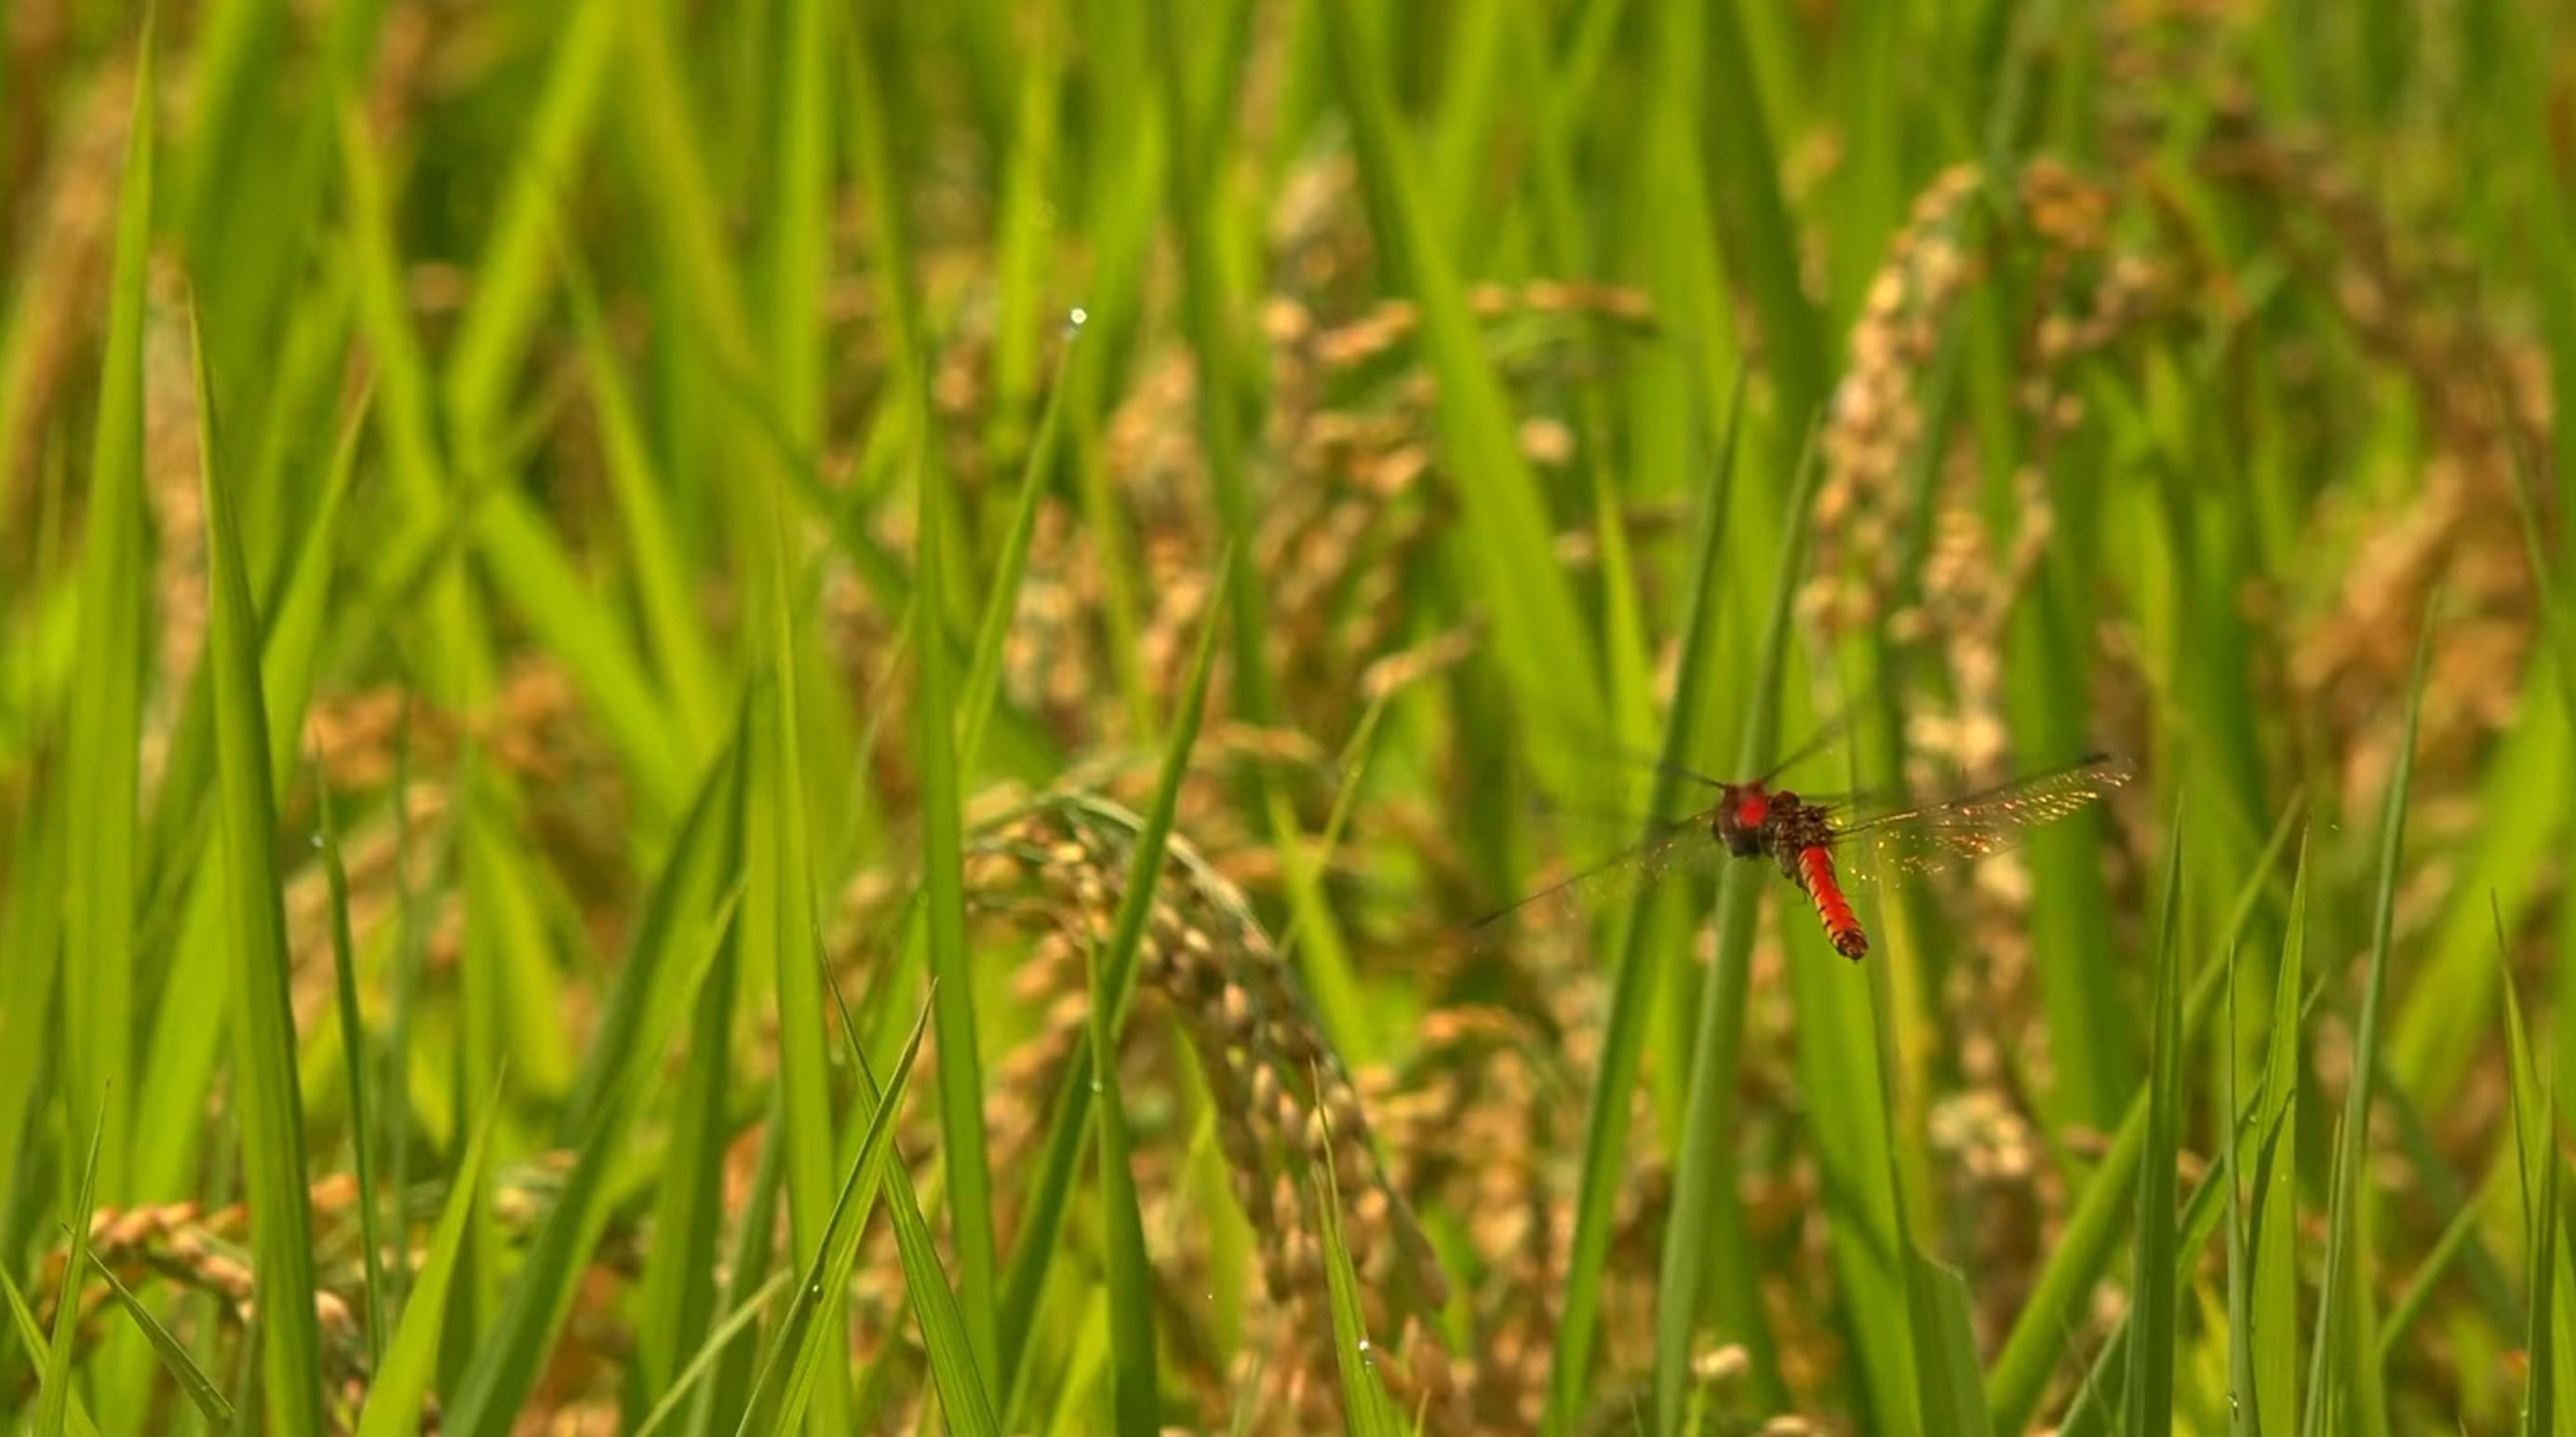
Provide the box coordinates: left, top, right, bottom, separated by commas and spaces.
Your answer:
2124, 805, 2187, 1437
355, 1077, 505, 1437
732, 996, 932, 1437
826, 981, 1002, 1437
1314, 0, 1606, 772
62, 0, 154, 1222
35, 1108, 105, 1437
2303, 604, 2433, 1437
4, 1261, 101, 1437
88, 1252, 237, 1427
442, 0, 616, 437
1550, 366, 1747, 1432
915, 374, 1000, 1377
1905, 1249, 1994, 1437
1986, 794, 2304, 1430
195, 297, 327, 1437
1316, 1130, 1402, 1437
1657, 431, 1822, 1433
2250, 837, 2311, 1434
997, 548, 1232, 1392
2527, 1092, 2560, 1437
959, 323, 1075, 774
442, 779, 745, 1436
316, 775, 389, 1369
633, 1272, 793, 1437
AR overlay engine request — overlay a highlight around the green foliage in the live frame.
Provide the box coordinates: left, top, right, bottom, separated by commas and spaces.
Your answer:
2, 1, 2568, 1431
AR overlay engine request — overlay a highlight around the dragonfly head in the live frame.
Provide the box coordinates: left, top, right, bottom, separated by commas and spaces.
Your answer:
1716, 786, 1769, 857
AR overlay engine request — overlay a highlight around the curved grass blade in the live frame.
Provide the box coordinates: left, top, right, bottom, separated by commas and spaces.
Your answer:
1548, 363, 1747, 1434
1986, 795, 2303, 1430
35, 1108, 104, 1437
2499, 906, 2576, 1422
633, 1272, 792, 1437
2302, 604, 2434, 1437
62, 0, 154, 1243
3, 1263, 100, 1437
356, 1077, 504, 1437
195, 298, 327, 1437
1905, 1249, 1993, 1437
1093, 941, 1158, 1437
443, 834, 745, 1435
733, 997, 932, 1437
634, 713, 753, 1409
1316, 1121, 1402, 1437
1657, 427, 1823, 1433
959, 320, 1076, 774
88, 1246, 238, 1427
2124, 805, 2187, 1437
825, 979, 1001, 1437
916, 358, 1000, 1377
2527, 1093, 2560, 1437
316, 776, 388, 1370
1313, 0, 1607, 776
687, 1091, 786, 1437
997, 549, 1232, 1395
2056, 1049, 2285, 1435
2250, 837, 2312, 1434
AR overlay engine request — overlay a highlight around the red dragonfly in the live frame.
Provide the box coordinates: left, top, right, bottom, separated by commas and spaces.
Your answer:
1472, 749, 2137, 960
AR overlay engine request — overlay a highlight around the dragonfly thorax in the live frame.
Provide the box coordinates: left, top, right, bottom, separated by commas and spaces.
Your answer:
1715, 786, 1770, 857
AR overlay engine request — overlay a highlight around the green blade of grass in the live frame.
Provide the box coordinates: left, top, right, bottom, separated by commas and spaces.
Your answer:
1690, 0, 1828, 420
732, 997, 932, 1437
2529, 1094, 2561, 1437
87, 1252, 237, 1427
2302, 604, 2434, 1437
474, 490, 695, 819
1657, 431, 1822, 1434
194, 300, 326, 1437
1986, 794, 2304, 1430
315, 776, 387, 1370
1855, 895, 1992, 1437
687, 1094, 787, 1437
35, 1108, 104, 1437
563, 258, 728, 753
997, 549, 1233, 1391
3, 1262, 101, 1437
1316, 0, 1606, 772
2498, 906, 2576, 1417
634, 1272, 793, 1437
2125, 804, 2187, 1437
1091, 928, 1158, 1437
440, 0, 615, 438
1548, 365, 1747, 1434
1315, 1126, 1402, 1437
61, 3, 153, 1224
443, 774, 745, 1435
1905, 1249, 1994, 1437
2058, 1037, 2289, 1435
915, 377, 1000, 1377
634, 711, 754, 1408
825, 982, 1001, 1437
355, 1077, 504, 1437
959, 323, 1075, 775
2250, 836, 2311, 1434
2225, 932, 2252, 1437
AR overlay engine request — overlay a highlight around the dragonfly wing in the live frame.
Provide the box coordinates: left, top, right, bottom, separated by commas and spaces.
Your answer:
1829, 754, 2137, 885
1467, 811, 1726, 944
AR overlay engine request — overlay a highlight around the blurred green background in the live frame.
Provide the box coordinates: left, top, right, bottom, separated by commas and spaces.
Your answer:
2, 0, 2573, 1431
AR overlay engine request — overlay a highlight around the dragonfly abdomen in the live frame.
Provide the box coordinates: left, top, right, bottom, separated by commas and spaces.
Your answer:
1793, 843, 1869, 960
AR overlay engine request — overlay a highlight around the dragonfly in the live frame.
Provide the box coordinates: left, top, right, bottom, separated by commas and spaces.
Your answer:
1471, 748, 2137, 960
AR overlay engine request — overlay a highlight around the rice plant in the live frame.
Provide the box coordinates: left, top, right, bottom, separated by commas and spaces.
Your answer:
0, 0, 2569, 1432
